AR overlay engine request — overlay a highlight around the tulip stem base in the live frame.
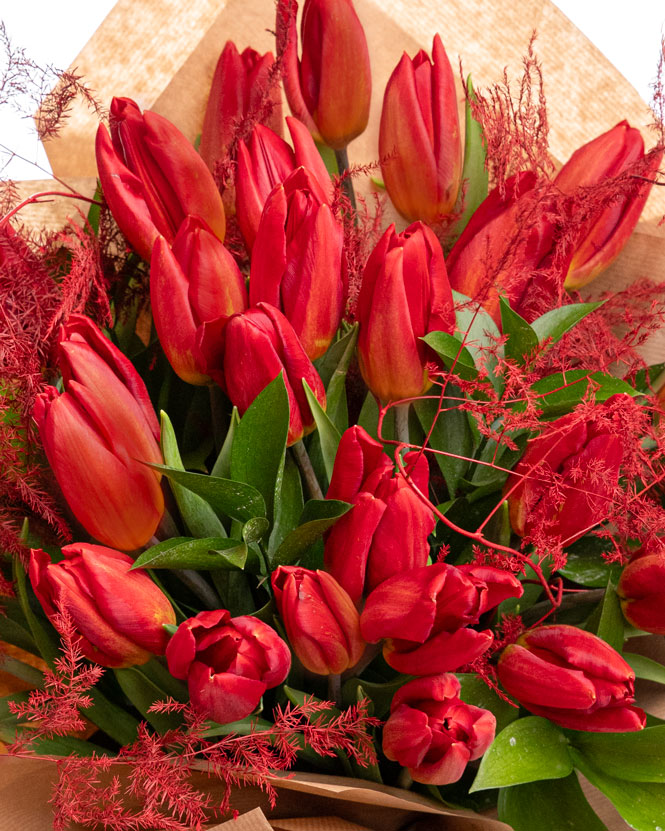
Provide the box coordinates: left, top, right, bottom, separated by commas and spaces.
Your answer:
292, 440, 324, 500
327, 673, 342, 708
176, 569, 221, 610
397, 769, 413, 791
394, 402, 411, 446
334, 147, 357, 213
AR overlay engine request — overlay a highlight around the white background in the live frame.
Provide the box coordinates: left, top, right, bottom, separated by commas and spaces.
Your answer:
1, 0, 664, 180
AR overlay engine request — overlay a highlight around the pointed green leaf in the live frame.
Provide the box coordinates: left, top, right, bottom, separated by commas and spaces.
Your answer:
500, 296, 539, 365
0, 615, 37, 655
453, 290, 503, 393
231, 374, 289, 523
557, 537, 615, 587
211, 406, 240, 479
341, 676, 407, 719
471, 717, 573, 791
242, 516, 270, 544
422, 331, 479, 380
524, 370, 640, 417
272, 499, 351, 567
132, 536, 248, 571
114, 667, 183, 733
323, 324, 358, 433
160, 410, 227, 537
86, 687, 141, 745
530, 302, 606, 345
594, 576, 624, 653
0, 657, 44, 687
498, 773, 606, 831
414, 394, 474, 497
303, 379, 341, 481
13, 557, 59, 666
457, 673, 519, 735
571, 725, 665, 783
269, 452, 304, 555
624, 652, 665, 686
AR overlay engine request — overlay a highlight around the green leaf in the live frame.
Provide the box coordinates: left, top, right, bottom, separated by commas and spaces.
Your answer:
242, 516, 270, 544
231, 373, 290, 523
594, 575, 624, 653
530, 302, 606, 346
210, 406, 240, 479
525, 370, 640, 417
571, 725, 665, 782
315, 324, 358, 433
571, 748, 665, 831
0, 656, 44, 687
453, 290, 503, 393
114, 666, 183, 733
557, 537, 615, 587
500, 297, 539, 365
341, 675, 408, 719
86, 687, 141, 746
0, 615, 37, 654
422, 331, 479, 380
498, 773, 606, 831
357, 392, 395, 441
625, 652, 665, 685
303, 379, 341, 481
471, 717, 573, 791
132, 537, 248, 571
160, 410, 227, 538
457, 673, 519, 735
269, 452, 304, 556
202, 715, 274, 737
634, 363, 665, 393
12, 557, 59, 666
414, 394, 475, 497
149, 465, 266, 522
272, 499, 351, 567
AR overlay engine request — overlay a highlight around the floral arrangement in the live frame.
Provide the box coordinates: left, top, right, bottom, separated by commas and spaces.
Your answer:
2, 1, 665, 829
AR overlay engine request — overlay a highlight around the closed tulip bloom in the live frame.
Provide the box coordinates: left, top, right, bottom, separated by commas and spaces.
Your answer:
218, 302, 326, 446
497, 625, 646, 732
383, 675, 496, 785
277, 0, 371, 148
151, 218, 247, 385
361, 563, 522, 675
505, 402, 624, 545
380, 34, 462, 223
618, 545, 665, 635
30, 544, 175, 668
555, 122, 663, 290
272, 566, 365, 675
446, 172, 566, 326
250, 167, 343, 360
199, 41, 283, 176
166, 610, 291, 724
236, 117, 333, 251
324, 427, 434, 603
357, 222, 455, 403
33, 316, 164, 551
96, 97, 226, 261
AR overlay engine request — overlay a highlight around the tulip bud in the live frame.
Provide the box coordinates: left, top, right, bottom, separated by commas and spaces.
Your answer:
324, 426, 435, 603
236, 117, 333, 252
379, 35, 462, 223
617, 545, 665, 634
277, 0, 371, 149
250, 167, 343, 359
357, 222, 455, 403
446, 172, 567, 326
33, 315, 164, 551
497, 625, 646, 732
208, 302, 326, 446
383, 674, 496, 785
199, 41, 283, 176
505, 400, 624, 545
361, 563, 522, 675
29, 544, 175, 668
555, 122, 663, 290
271, 566, 365, 675
96, 97, 226, 261
166, 610, 291, 724
150, 218, 247, 385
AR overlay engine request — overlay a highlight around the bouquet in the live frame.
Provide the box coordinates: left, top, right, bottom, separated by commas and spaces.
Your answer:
2, 1, 665, 828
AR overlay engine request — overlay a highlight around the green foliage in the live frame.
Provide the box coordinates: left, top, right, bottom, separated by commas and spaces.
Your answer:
132, 537, 248, 571
498, 773, 606, 831
271, 499, 351, 567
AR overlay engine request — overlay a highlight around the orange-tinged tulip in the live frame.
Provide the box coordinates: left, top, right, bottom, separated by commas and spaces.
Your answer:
617, 545, 665, 635
96, 97, 226, 260
379, 34, 462, 223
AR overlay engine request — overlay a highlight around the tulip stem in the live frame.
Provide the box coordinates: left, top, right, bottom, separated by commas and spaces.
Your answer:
394, 402, 411, 446
327, 673, 342, 708
175, 569, 221, 610
292, 440, 324, 500
334, 146, 357, 213
397, 769, 413, 791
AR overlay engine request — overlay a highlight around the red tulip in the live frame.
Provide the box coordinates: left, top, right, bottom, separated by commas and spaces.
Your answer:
271, 566, 365, 675
33, 315, 164, 551
211, 302, 326, 446
166, 610, 291, 724
497, 625, 646, 732
379, 34, 462, 223
150, 218, 247, 385
617, 545, 665, 635
250, 167, 343, 360
555, 121, 663, 290
30, 544, 175, 668
361, 563, 522, 675
277, 0, 371, 149
383, 674, 496, 785
199, 41, 283, 176
357, 221, 455, 402
95, 97, 226, 260
446, 171, 566, 326
505, 400, 624, 545
324, 426, 435, 603
236, 117, 333, 252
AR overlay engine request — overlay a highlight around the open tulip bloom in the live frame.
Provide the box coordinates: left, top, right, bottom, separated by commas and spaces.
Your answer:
5, 2, 665, 828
